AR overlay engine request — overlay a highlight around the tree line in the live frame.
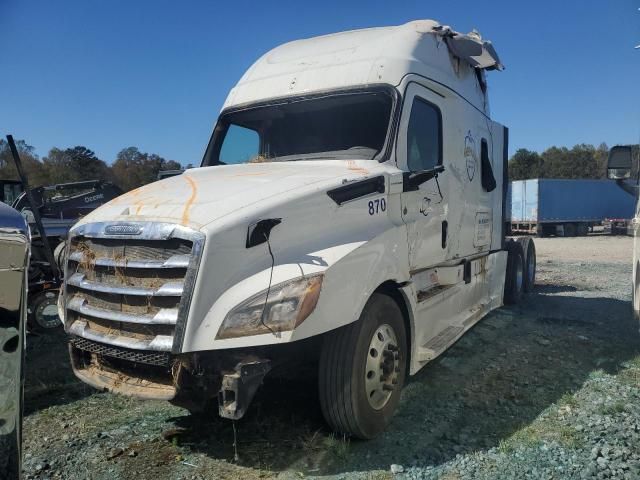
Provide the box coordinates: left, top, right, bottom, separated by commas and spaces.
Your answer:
1, 138, 636, 190
0, 139, 185, 192
508, 143, 614, 181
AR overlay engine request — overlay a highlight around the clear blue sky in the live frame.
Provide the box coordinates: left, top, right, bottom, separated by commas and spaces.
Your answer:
1, 0, 638, 166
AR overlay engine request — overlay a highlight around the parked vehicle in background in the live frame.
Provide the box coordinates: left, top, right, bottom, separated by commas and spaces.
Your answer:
0, 179, 24, 206
15, 181, 123, 331
603, 217, 634, 236
0, 202, 29, 479
156, 169, 184, 180
60, 20, 536, 438
508, 178, 635, 237
607, 145, 639, 323
5, 136, 124, 333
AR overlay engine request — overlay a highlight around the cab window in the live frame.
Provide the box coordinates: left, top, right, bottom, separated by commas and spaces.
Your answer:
406, 98, 442, 171
219, 125, 260, 165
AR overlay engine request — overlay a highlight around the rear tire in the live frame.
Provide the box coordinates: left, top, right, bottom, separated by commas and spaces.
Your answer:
318, 293, 407, 439
562, 223, 577, 237
516, 237, 536, 293
576, 223, 589, 237
504, 240, 525, 304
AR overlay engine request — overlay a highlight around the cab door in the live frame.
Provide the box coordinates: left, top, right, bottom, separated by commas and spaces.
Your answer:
398, 83, 449, 271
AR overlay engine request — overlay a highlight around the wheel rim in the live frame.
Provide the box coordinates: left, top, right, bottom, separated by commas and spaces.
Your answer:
516, 256, 524, 292
365, 323, 400, 410
35, 294, 61, 329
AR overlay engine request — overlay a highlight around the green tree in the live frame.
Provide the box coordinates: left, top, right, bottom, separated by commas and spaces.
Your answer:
509, 143, 615, 180
508, 148, 542, 180
594, 142, 609, 177
43, 146, 112, 184
540, 144, 603, 179
111, 147, 181, 191
0, 138, 49, 186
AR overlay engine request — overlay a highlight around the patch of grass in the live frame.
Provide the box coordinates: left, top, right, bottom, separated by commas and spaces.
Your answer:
556, 425, 581, 448
626, 355, 640, 369
618, 355, 640, 385
323, 434, 350, 462
558, 392, 579, 409
507, 426, 542, 449
588, 368, 610, 379
497, 438, 513, 454
439, 473, 462, 480
598, 401, 628, 416
499, 418, 583, 453
299, 429, 323, 452
362, 473, 392, 480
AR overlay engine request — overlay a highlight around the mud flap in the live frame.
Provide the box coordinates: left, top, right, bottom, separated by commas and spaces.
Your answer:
218, 359, 271, 420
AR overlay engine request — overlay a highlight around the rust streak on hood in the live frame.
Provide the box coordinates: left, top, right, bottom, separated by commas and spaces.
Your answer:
181, 175, 198, 226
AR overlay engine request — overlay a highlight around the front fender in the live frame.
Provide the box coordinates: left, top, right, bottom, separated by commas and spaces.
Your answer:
292, 225, 410, 341
181, 224, 409, 351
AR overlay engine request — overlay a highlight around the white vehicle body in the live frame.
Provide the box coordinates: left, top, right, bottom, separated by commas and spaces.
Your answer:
61, 20, 521, 435
607, 146, 640, 324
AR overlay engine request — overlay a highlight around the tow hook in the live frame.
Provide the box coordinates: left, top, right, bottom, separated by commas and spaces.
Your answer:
218, 359, 271, 420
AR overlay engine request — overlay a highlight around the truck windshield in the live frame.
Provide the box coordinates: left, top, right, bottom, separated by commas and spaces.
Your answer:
205, 90, 394, 165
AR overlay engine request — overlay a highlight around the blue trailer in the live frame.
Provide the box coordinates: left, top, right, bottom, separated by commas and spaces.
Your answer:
508, 178, 636, 236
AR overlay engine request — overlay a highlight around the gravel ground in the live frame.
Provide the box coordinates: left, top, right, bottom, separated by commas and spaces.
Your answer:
22, 235, 640, 479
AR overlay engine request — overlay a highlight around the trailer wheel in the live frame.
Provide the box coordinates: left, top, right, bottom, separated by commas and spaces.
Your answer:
561, 223, 577, 237
516, 237, 536, 292
577, 223, 589, 236
504, 240, 525, 304
318, 293, 407, 439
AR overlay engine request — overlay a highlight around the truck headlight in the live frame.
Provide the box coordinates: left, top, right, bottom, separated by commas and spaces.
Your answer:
216, 274, 323, 339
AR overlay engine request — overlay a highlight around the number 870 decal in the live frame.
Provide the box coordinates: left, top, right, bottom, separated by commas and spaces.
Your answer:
368, 198, 387, 215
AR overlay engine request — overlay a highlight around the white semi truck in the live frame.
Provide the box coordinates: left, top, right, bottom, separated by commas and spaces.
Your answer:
60, 20, 536, 439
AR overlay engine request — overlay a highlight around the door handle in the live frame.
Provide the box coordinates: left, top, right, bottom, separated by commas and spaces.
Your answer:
441, 220, 448, 248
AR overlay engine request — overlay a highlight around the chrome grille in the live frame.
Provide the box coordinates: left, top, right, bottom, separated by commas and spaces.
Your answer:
63, 222, 204, 353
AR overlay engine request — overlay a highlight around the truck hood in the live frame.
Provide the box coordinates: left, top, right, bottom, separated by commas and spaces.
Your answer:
77, 160, 383, 229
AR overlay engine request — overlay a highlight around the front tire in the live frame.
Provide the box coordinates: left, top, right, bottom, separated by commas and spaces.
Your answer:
318, 293, 407, 439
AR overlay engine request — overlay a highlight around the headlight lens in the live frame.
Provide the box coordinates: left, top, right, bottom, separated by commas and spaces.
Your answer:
216, 274, 323, 339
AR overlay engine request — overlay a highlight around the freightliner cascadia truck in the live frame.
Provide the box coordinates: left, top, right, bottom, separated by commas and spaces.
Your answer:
59, 20, 536, 439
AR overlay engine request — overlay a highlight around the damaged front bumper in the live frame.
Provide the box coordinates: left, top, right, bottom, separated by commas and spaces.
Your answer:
69, 335, 272, 420
218, 359, 271, 420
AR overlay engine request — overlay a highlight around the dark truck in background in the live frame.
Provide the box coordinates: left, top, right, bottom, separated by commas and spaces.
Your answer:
0, 179, 24, 206
4, 136, 123, 332
508, 178, 635, 237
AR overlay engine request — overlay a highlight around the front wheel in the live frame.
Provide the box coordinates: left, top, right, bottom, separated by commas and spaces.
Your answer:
318, 293, 407, 439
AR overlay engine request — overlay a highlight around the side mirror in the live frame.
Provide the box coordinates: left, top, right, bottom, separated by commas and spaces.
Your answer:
607, 146, 633, 180
403, 165, 445, 192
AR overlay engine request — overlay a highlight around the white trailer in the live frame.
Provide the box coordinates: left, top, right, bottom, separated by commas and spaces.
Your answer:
60, 20, 535, 439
